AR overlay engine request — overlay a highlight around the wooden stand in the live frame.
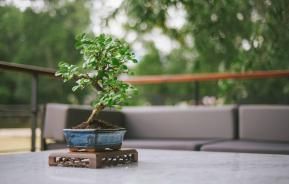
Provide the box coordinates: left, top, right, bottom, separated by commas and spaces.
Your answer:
49, 149, 138, 169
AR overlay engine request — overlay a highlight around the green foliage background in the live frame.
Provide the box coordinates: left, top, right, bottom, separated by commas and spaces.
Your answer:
114, 0, 289, 105
0, 0, 90, 105
0, 0, 289, 106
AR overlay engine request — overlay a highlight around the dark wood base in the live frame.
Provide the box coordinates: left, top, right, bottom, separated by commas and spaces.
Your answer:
48, 149, 138, 168
68, 145, 122, 152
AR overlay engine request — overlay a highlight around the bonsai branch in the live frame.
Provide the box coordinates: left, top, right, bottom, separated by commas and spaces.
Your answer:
86, 104, 105, 125
92, 81, 103, 91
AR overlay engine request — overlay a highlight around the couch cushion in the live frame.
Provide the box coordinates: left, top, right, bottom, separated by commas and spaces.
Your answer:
122, 106, 237, 139
239, 105, 289, 142
43, 103, 124, 142
123, 139, 221, 151
201, 140, 289, 155
43, 104, 71, 142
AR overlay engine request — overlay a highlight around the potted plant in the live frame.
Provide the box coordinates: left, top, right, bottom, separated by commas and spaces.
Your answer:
55, 33, 138, 151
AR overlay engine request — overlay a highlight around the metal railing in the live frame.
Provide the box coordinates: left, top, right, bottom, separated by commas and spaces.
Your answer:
0, 61, 55, 152
1, 60, 289, 151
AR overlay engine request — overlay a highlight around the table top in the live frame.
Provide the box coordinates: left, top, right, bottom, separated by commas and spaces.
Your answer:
1, 149, 289, 184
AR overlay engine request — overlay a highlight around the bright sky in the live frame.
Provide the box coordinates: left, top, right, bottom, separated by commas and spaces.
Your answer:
1, 0, 45, 11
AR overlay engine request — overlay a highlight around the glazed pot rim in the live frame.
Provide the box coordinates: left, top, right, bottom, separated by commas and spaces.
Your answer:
63, 128, 126, 132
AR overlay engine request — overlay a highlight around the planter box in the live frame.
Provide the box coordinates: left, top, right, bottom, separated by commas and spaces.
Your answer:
63, 129, 126, 151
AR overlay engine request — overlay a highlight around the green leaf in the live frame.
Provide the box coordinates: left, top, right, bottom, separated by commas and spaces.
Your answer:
72, 86, 80, 92
122, 65, 128, 70
112, 58, 119, 65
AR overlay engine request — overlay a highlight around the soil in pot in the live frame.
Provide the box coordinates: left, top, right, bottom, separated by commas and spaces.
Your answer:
72, 119, 121, 130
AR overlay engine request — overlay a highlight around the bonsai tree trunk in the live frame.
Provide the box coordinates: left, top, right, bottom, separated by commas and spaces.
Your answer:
86, 105, 105, 125
73, 105, 105, 129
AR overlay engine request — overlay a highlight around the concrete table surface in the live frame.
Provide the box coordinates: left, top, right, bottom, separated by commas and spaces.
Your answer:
0, 149, 289, 184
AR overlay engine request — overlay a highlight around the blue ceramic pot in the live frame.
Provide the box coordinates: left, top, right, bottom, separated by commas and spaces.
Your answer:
63, 128, 126, 150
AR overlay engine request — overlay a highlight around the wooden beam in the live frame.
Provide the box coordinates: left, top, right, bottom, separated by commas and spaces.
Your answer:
123, 70, 289, 84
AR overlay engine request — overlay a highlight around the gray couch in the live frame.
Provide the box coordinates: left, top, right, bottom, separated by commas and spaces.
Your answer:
121, 106, 237, 150
42, 104, 289, 154
201, 106, 289, 154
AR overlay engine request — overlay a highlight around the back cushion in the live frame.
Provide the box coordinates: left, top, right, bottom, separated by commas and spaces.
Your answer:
43, 104, 71, 141
239, 105, 289, 142
122, 106, 237, 139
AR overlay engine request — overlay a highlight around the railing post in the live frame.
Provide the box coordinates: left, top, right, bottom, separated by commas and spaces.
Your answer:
194, 81, 200, 105
31, 73, 38, 152
40, 105, 47, 151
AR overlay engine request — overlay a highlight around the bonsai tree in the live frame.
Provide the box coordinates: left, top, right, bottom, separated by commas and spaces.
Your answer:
55, 33, 138, 129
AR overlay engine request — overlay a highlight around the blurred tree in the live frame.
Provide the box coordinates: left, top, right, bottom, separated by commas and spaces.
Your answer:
132, 42, 167, 105
111, 0, 289, 105
0, 0, 91, 104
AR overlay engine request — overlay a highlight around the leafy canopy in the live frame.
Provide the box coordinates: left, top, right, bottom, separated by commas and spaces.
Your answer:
56, 33, 138, 109
110, 0, 289, 105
